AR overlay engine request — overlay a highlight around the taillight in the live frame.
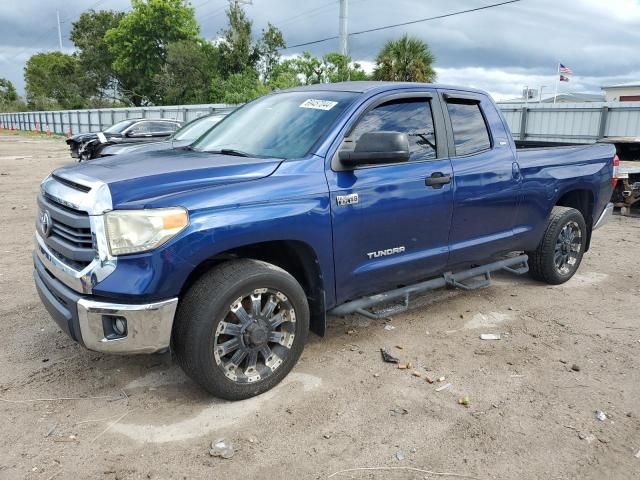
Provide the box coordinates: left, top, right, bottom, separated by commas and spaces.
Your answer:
612, 154, 620, 188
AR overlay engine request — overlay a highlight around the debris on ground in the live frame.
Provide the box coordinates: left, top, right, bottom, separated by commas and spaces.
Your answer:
458, 396, 471, 407
595, 410, 608, 422
384, 325, 396, 331
380, 348, 399, 364
346, 329, 356, 335
437, 376, 446, 382
578, 433, 597, 444
390, 407, 409, 416
209, 438, 235, 459
394, 345, 403, 350
412, 371, 422, 377
397, 362, 412, 370
395, 451, 405, 461
635, 449, 640, 459
435, 383, 451, 392
323, 433, 332, 439
480, 333, 501, 340
571, 364, 581, 372
425, 376, 434, 384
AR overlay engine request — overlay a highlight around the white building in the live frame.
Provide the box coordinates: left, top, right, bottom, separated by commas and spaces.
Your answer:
601, 82, 640, 102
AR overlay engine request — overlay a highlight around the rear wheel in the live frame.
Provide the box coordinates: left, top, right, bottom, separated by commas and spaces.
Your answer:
527, 206, 587, 284
172, 259, 309, 400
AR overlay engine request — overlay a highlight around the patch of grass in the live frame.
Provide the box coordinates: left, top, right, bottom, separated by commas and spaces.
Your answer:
0, 128, 65, 140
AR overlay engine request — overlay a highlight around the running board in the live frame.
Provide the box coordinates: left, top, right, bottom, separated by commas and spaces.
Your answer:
328, 254, 529, 320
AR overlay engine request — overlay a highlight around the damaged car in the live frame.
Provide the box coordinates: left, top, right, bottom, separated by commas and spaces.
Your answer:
66, 118, 181, 161
97, 113, 228, 158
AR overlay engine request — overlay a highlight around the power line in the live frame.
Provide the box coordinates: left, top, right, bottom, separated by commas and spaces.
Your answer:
282, 0, 522, 50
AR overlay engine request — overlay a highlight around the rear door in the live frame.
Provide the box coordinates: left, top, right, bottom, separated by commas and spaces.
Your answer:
326, 91, 454, 303
440, 91, 521, 268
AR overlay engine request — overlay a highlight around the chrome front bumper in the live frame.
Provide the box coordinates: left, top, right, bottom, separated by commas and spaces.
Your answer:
77, 297, 178, 354
593, 202, 614, 230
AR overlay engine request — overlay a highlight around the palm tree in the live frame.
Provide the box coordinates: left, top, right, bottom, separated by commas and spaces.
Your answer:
373, 35, 436, 83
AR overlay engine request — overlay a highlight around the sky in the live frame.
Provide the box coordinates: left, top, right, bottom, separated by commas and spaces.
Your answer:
1, 0, 640, 101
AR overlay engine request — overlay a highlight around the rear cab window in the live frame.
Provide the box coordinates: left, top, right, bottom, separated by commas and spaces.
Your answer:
445, 99, 492, 156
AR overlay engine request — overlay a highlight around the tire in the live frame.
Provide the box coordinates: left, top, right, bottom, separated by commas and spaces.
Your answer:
527, 206, 587, 285
172, 259, 309, 400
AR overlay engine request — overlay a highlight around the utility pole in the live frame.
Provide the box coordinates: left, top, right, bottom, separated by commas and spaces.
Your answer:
339, 0, 348, 56
56, 10, 63, 51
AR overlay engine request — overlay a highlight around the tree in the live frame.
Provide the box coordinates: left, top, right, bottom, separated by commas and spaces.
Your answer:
323, 53, 369, 83
0, 78, 18, 104
256, 23, 285, 82
373, 35, 436, 82
217, 2, 260, 78
105, 0, 200, 105
293, 52, 324, 85
24, 52, 88, 109
155, 40, 219, 105
210, 69, 269, 104
70, 9, 125, 101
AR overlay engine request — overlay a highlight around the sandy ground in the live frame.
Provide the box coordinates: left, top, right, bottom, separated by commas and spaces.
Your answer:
0, 133, 639, 480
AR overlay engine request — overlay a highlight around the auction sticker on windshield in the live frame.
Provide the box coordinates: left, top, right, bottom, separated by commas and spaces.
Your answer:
300, 99, 338, 110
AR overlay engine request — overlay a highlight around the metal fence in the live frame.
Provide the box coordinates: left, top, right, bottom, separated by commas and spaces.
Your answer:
497, 101, 640, 144
2, 101, 640, 143
0, 104, 238, 136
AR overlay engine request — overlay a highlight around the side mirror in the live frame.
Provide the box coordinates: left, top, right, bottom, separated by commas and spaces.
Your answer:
339, 131, 410, 168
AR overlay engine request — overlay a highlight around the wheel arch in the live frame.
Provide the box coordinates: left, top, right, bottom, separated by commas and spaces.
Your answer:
179, 240, 327, 337
554, 188, 595, 251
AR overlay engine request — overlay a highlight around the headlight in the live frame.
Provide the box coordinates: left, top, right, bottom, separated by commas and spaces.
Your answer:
105, 208, 188, 256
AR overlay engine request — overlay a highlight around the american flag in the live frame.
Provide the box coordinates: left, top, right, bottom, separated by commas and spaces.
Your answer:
559, 63, 573, 74
560, 75, 570, 82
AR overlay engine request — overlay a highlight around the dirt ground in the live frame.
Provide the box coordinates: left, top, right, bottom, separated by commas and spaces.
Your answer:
0, 133, 639, 480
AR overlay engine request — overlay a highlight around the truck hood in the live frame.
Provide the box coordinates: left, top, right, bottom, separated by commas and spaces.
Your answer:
54, 148, 283, 207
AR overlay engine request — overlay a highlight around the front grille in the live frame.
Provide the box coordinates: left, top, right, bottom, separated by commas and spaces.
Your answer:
38, 193, 95, 270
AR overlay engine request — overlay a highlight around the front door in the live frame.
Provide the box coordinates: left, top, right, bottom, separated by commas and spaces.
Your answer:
327, 92, 454, 303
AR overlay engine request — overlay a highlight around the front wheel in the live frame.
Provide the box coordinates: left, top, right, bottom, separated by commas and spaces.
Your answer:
527, 206, 587, 284
172, 259, 309, 400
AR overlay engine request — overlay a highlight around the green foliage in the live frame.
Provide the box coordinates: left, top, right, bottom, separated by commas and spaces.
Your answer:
217, 2, 260, 78
155, 40, 219, 105
257, 23, 286, 82
16, 0, 441, 112
373, 34, 436, 82
210, 69, 269, 104
269, 59, 303, 90
105, 0, 200, 105
70, 9, 125, 100
0, 78, 18, 104
24, 52, 89, 109
0, 78, 26, 112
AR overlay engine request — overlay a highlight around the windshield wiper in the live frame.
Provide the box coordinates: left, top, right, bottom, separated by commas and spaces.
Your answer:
206, 148, 251, 157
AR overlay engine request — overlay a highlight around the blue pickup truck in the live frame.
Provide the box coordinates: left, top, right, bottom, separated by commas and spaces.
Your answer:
34, 82, 616, 399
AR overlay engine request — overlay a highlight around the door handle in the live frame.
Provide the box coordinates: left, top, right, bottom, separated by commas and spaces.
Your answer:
425, 172, 452, 188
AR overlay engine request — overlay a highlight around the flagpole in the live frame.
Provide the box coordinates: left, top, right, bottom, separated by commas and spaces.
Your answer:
553, 62, 560, 105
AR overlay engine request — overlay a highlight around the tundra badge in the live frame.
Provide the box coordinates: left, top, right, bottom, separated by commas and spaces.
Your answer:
336, 193, 359, 206
367, 246, 406, 259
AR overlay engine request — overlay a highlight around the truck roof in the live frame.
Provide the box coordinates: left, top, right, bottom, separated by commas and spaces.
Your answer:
286, 81, 489, 97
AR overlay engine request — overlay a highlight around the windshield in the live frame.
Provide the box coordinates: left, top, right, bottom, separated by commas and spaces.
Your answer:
173, 115, 225, 141
104, 119, 138, 133
193, 91, 358, 159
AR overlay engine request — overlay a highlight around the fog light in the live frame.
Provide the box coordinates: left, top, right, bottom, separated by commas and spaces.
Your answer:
114, 317, 127, 336
102, 315, 127, 339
